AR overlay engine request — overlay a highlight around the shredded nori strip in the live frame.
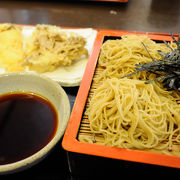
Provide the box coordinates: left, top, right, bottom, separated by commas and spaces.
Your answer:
122, 33, 180, 91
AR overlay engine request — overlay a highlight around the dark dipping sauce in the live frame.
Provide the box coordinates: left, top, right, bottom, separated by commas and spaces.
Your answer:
0, 92, 58, 165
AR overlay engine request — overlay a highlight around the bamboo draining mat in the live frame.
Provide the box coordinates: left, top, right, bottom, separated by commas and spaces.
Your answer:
77, 65, 104, 140
77, 59, 180, 156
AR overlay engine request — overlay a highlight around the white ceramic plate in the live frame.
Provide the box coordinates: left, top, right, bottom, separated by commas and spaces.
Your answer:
0, 25, 97, 87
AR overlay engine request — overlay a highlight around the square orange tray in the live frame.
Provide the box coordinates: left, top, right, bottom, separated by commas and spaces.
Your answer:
62, 30, 180, 169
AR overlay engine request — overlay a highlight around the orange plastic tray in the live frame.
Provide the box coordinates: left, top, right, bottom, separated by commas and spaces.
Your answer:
62, 30, 180, 169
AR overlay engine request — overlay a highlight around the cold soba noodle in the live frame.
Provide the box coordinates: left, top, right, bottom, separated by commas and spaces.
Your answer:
79, 35, 180, 156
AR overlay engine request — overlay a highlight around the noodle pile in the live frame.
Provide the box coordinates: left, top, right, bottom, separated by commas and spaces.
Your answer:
87, 78, 180, 152
95, 35, 176, 82
79, 35, 180, 155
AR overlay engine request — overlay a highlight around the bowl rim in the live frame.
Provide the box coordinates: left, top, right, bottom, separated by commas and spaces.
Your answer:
0, 72, 70, 174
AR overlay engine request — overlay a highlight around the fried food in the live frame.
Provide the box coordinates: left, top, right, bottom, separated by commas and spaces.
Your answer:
24, 25, 88, 72
0, 23, 25, 72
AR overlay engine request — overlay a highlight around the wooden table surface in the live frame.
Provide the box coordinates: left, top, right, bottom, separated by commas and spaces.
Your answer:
0, 0, 180, 33
0, 0, 180, 179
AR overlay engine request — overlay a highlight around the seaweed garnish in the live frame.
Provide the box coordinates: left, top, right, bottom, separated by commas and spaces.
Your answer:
122, 33, 180, 91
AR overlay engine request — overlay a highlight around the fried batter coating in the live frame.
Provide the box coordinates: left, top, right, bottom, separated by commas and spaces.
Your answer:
0, 23, 22, 32
24, 25, 88, 72
0, 23, 25, 72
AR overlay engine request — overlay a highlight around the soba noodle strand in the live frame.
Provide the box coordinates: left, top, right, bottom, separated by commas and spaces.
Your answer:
78, 35, 180, 155
95, 35, 177, 83
87, 78, 180, 151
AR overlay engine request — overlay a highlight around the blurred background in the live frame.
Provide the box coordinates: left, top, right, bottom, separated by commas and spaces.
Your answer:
0, 0, 179, 33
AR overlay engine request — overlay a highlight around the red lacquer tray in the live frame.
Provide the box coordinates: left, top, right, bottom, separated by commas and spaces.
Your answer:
62, 30, 180, 169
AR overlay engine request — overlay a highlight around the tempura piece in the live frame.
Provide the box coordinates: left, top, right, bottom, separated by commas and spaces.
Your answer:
24, 25, 88, 72
0, 23, 25, 72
